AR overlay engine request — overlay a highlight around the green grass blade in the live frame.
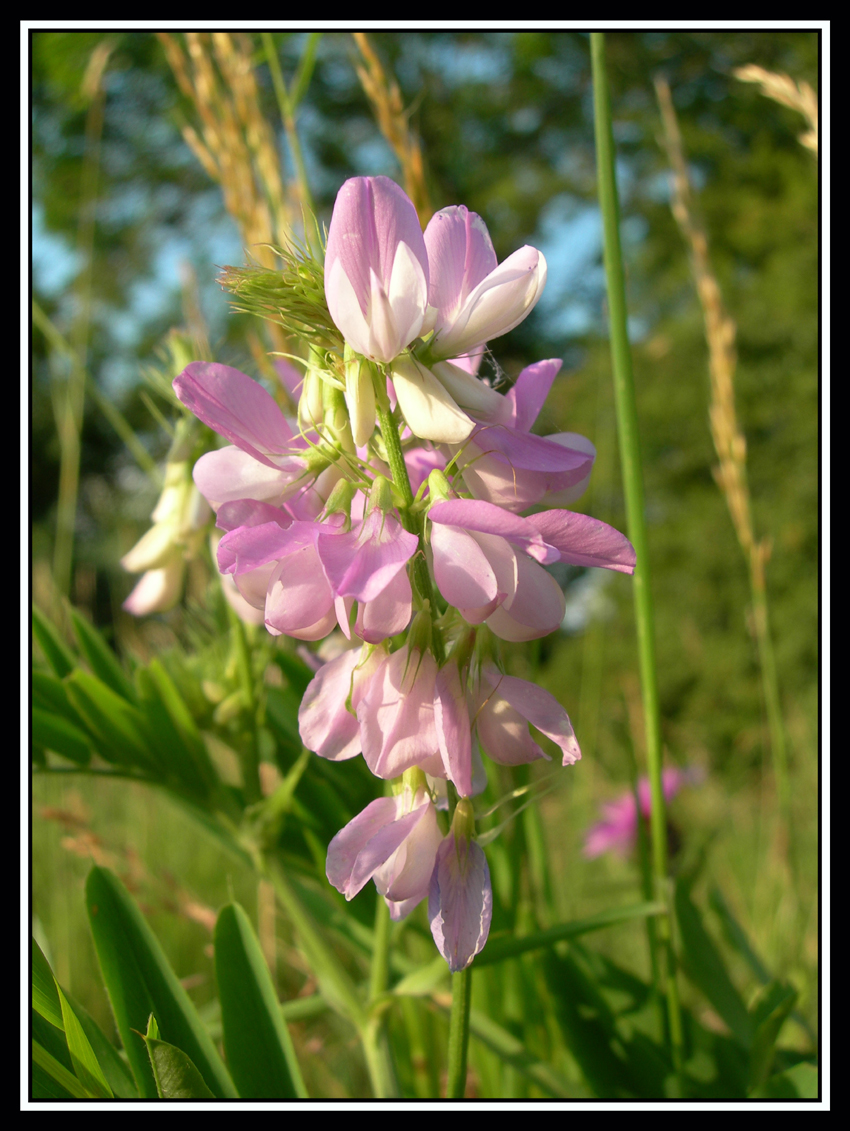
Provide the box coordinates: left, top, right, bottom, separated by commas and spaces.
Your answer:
32, 1040, 89, 1099
747, 982, 798, 1093
32, 605, 76, 678
474, 902, 665, 967
146, 658, 218, 790
215, 902, 309, 1098
753, 1061, 818, 1099
32, 708, 92, 766
68, 606, 135, 702
32, 670, 80, 722
65, 671, 159, 773
64, 989, 139, 1098
31, 939, 64, 1030
55, 981, 113, 1097
85, 866, 237, 1098
674, 879, 752, 1048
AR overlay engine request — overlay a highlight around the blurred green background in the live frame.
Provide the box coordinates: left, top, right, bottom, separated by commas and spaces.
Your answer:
31, 30, 818, 1095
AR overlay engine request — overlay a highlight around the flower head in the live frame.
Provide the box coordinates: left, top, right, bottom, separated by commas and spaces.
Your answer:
583, 768, 693, 858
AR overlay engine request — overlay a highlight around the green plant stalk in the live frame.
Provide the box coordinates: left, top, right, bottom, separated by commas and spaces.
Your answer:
590, 32, 683, 1068
262, 853, 399, 1097
226, 605, 262, 805
262, 32, 315, 219
751, 575, 790, 820
446, 966, 472, 1098
33, 300, 160, 482
52, 58, 107, 605
376, 404, 445, 663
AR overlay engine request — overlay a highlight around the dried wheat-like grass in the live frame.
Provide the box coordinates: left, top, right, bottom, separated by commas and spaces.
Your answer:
352, 33, 432, 227
158, 32, 290, 267
733, 64, 818, 156
654, 76, 790, 816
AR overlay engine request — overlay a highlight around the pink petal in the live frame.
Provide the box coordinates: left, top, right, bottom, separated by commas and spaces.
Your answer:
423, 205, 497, 332
486, 554, 566, 642
482, 667, 580, 766
428, 499, 556, 563
527, 510, 636, 574
475, 692, 549, 766
174, 362, 294, 467
298, 646, 365, 761
430, 522, 499, 611
358, 647, 439, 778
325, 796, 402, 898
355, 568, 413, 644
318, 511, 418, 603
216, 499, 293, 534
435, 662, 474, 797
264, 544, 334, 636
504, 359, 562, 431
193, 447, 305, 510
373, 799, 442, 903
428, 834, 493, 973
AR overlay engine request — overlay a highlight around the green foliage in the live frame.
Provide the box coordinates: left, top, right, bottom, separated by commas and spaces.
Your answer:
214, 902, 308, 1098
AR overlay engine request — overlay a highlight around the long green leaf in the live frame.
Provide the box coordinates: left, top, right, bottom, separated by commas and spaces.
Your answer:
215, 902, 308, 1098
85, 866, 237, 1098
134, 666, 211, 796
32, 605, 76, 678
674, 879, 752, 1048
32, 708, 92, 766
64, 989, 139, 1098
65, 671, 159, 773
146, 658, 218, 789
55, 981, 113, 1097
32, 1040, 89, 1099
474, 902, 665, 967
754, 1061, 818, 1099
68, 606, 135, 702
31, 939, 64, 1030
747, 982, 798, 1093
32, 669, 81, 722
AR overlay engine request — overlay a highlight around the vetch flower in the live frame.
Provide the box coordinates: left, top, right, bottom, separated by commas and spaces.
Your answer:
324, 176, 430, 364
423, 204, 547, 363
475, 665, 581, 767
357, 640, 440, 779
121, 456, 210, 615
298, 644, 386, 761
326, 771, 442, 921
583, 768, 693, 858
428, 798, 492, 972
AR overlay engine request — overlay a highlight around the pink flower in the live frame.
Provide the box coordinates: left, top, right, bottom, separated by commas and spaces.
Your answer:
215, 502, 417, 644
324, 176, 430, 364
428, 799, 492, 973
583, 768, 692, 858
423, 205, 547, 363
357, 644, 440, 779
326, 780, 443, 921
449, 359, 597, 513
475, 665, 581, 767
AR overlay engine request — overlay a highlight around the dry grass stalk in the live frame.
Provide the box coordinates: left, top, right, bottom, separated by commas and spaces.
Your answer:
352, 33, 432, 226
654, 76, 789, 815
158, 32, 290, 268
733, 64, 818, 155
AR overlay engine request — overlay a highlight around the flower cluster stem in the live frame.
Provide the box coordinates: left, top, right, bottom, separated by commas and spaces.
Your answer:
591, 32, 684, 1071
445, 966, 472, 1098
377, 403, 445, 663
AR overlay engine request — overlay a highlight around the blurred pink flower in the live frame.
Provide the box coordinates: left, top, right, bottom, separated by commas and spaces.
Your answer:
583, 768, 693, 858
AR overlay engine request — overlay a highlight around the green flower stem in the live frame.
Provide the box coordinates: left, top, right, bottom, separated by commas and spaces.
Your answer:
369, 890, 392, 1002
590, 32, 683, 1069
376, 403, 445, 663
446, 966, 473, 1098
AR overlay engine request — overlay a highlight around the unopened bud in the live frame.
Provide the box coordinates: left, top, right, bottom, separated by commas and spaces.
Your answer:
366, 473, 394, 517
427, 468, 452, 504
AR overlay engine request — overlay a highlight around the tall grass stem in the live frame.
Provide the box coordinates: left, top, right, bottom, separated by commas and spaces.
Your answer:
590, 32, 683, 1069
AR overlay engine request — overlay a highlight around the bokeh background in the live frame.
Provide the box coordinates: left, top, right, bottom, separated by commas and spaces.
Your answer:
31, 30, 818, 1096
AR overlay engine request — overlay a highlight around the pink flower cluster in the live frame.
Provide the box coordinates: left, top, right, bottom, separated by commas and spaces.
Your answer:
172, 176, 636, 971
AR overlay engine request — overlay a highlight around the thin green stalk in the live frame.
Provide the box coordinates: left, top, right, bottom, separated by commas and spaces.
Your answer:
376, 404, 445, 663
226, 605, 262, 805
590, 33, 683, 1070
52, 50, 108, 605
363, 898, 400, 1098
262, 32, 315, 218
33, 300, 160, 482
445, 966, 472, 1098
